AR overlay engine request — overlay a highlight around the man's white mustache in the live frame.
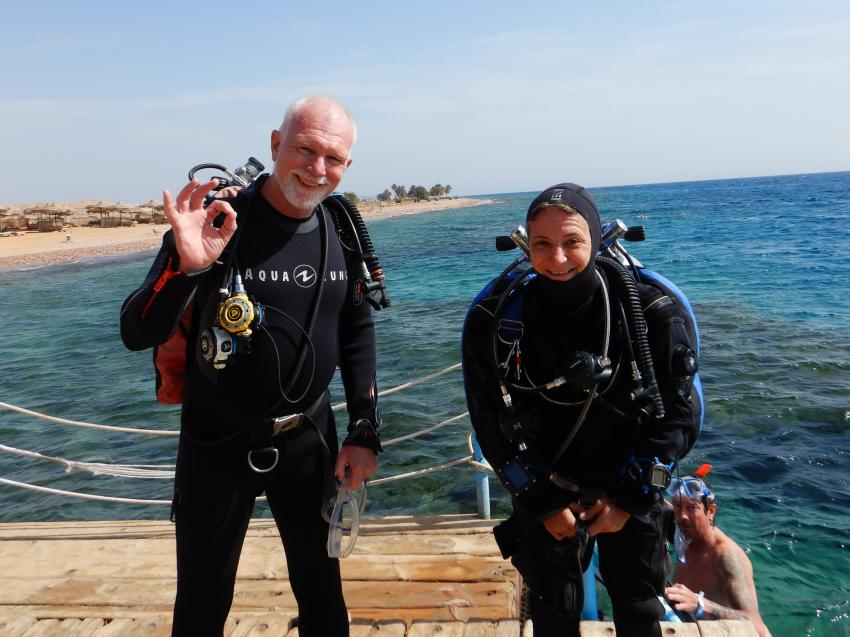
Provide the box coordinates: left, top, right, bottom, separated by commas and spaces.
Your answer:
293, 170, 329, 187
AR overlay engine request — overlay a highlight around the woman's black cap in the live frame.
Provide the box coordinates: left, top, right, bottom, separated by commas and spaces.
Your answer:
526, 183, 601, 252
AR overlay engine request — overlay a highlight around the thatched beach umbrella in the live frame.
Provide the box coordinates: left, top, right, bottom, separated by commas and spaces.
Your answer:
85, 201, 112, 225
86, 201, 133, 227
25, 203, 72, 232
143, 198, 167, 224
114, 202, 135, 226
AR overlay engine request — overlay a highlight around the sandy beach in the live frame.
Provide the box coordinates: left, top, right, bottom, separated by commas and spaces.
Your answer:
0, 197, 491, 271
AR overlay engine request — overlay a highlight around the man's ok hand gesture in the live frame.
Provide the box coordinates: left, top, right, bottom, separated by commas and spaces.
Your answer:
163, 179, 238, 274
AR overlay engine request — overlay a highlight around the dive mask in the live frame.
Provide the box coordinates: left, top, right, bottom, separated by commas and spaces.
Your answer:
326, 479, 367, 559
667, 476, 714, 503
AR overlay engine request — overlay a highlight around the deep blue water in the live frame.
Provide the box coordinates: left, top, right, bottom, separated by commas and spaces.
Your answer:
1, 171, 848, 636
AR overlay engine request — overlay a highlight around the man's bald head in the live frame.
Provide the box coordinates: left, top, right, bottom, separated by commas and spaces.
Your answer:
279, 96, 357, 150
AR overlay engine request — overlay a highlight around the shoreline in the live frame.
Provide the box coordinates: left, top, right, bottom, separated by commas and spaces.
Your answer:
0, 197, 493, 272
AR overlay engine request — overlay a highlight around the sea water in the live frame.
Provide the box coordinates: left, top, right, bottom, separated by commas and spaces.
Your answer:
1, 171, 848, 636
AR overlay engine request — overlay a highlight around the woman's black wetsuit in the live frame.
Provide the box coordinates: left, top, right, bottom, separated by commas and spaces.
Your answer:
121, 176, 378, 637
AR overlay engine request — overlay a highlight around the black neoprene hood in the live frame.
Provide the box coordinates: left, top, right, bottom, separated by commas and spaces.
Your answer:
526, 182, 602, 255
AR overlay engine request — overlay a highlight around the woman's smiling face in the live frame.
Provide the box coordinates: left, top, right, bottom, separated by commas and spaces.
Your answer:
528, 206, 593, 281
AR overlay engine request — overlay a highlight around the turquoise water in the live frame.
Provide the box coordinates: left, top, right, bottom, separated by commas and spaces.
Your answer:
1, 171, 849, 635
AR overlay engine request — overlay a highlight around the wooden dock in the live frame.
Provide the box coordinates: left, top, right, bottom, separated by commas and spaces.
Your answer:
0, 514, 757, 636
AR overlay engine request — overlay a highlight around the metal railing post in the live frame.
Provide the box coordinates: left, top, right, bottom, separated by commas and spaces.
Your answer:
471, 434, 491, 519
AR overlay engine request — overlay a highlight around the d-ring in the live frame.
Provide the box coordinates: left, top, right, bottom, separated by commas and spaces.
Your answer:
247, 447, 279, 473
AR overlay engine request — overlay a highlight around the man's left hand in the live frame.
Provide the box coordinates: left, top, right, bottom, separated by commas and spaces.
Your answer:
664, 583, 700, 614
335, 445, 378, 489
577, 497, 631, 535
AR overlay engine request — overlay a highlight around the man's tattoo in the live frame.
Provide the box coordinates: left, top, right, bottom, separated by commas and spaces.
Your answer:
709, 548, 758, 620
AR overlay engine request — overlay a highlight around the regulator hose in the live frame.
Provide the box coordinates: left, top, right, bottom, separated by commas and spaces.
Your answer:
595, 255, 665, 421
327, 194, 391, 309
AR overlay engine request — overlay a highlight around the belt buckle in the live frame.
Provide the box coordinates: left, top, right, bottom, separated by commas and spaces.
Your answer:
271, 413, 302, 437
549, 473, 581, 493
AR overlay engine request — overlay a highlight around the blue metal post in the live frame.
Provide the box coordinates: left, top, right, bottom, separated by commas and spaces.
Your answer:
471, 434, 491, 519
581, 544, 599, 620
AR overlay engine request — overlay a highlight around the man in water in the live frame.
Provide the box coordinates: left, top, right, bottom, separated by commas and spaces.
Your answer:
121, 96, 381, 636
665, 474, 773, 637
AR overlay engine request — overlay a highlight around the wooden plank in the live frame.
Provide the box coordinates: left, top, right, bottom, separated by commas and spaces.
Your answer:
354, 534, 501, 557
0, 540, 510, 582
358, 515, 499, 536
227, 613, 294, 636
0, 614, 37, 637
460, 620, 499, 636
0, 516, 500, 541
579, 622, 616, 636
348, 606, 514, 623
659, 621, 701, 635
495, 620, 521, 637
89, 618, 137, 636
349, 620, 407, 636
0, 577, 514, 611
576, 620, 757, 636
93, 617, 172, 637
0, 520, 177, 541
19, 618, 104, 636
0, 516, 519, 630
88, 617, 170, 637
19, 619, 60, 637
408, 621, 466, 637
696, 620, 759, 637
63, 618, 108, 635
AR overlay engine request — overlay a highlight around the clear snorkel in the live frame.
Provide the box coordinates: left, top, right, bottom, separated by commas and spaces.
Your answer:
326, 479, 367, 559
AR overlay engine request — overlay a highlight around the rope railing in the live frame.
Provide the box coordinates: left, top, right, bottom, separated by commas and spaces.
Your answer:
0, 363, 463, 434
0, 451, 483, 504
0, 401, 179, 436
0, 363, 484, 505
368, 454, 473, 486
382, 412, 468, 447
0, 443, 175, 479
0, 477, 172, 506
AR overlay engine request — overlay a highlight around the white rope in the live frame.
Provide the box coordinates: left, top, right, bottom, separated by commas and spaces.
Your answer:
0, 443, 175, 479
1, 363, 463, 432
0, 363, 480, 502
465, 432, 493, 473
0, 401, 178, 437
470, 460, 493, 473
382, 412, 468, 447
0, 452, 485, 502
332, 363, 462, 411
368, 454, 473, 486
0, 477, 171, 505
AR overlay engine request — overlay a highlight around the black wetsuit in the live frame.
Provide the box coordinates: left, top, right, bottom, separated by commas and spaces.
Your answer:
462, 268, 699, 637
121, 176, 378, 637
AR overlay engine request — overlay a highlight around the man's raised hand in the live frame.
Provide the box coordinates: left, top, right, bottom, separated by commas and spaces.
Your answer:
163, 179, 238, 273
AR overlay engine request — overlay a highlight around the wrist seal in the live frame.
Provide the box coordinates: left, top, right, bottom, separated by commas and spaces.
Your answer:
343, 418, 382, 453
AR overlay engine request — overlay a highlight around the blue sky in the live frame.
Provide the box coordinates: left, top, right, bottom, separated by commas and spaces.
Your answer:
2, 1, 848, 203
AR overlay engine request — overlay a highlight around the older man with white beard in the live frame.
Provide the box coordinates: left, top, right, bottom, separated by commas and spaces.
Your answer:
121, 96, 381, 637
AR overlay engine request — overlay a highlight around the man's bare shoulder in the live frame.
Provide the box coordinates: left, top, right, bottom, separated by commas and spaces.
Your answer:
713, 529, 754, 575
